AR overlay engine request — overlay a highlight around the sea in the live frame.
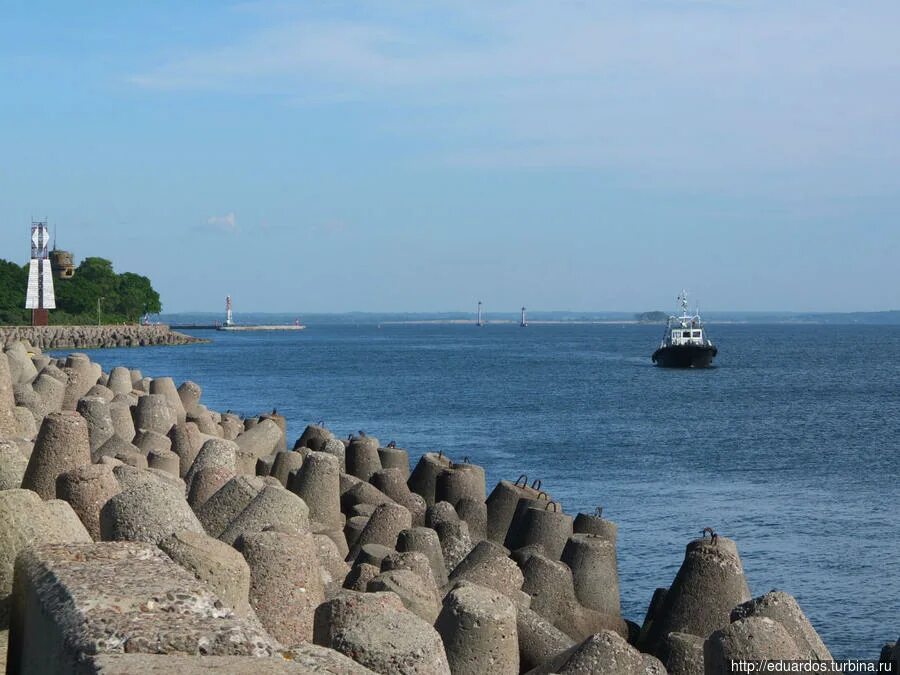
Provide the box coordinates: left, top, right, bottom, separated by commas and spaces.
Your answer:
63, 321, 900, 659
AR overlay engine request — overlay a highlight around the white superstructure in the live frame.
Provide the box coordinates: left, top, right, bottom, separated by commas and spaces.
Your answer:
25, 220, 55, 310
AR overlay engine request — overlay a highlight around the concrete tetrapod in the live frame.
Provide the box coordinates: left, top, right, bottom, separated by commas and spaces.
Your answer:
288, 451, 342, 530
641, 535, 751, 655
55, 463, 122, 540
704, 616, 804, 673
21, 410, 92, 500
317, 590, 451, 674
99, 481, 204, 545
730, 590, 832, 661
159, 529, 253, 617
407, 451, 453, 506
560, 533, 621, 617
238, 529, 325, 645
435, 581, 519, 675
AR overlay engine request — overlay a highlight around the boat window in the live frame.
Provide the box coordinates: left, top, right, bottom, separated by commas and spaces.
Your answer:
693, 331, 701, 337
682, 331, 691, 338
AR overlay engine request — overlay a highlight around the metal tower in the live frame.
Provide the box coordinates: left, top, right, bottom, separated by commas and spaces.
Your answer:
225, 296, 234, 327
25, 220, 55, 325
520, 306, 528, 327
476, 301, 484, 327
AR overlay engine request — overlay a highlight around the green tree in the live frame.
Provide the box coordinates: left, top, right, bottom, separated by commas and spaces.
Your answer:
0, 255, 163, 325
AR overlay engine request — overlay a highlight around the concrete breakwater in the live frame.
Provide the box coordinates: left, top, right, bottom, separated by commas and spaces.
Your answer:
0, 325, 205, 351
0, 340, 895, 674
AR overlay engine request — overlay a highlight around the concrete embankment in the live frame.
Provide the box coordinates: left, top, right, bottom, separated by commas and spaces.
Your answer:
0, 325, 204, 351
0, 339, 893, 673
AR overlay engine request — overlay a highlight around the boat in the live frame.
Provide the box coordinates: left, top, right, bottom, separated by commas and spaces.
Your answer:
651, 291, 717, 368
520, 306, 528, 327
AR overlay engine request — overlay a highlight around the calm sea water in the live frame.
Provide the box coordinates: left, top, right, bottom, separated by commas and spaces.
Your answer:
68, 323, 900, 659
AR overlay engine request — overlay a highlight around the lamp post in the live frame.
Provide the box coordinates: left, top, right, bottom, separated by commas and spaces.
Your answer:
97, 296, 105, 326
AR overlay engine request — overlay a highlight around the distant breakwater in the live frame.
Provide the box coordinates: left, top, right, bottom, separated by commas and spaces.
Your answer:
0, 325, 205, 351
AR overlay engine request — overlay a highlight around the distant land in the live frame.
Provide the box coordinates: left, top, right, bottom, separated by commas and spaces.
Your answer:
159, 310, 900, 326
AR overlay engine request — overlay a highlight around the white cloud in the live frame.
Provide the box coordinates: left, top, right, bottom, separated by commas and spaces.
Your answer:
205, 212, 238, 233
130, 1, 900, 183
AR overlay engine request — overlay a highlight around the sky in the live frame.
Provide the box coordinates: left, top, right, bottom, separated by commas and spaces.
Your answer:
1, 0, 898, 313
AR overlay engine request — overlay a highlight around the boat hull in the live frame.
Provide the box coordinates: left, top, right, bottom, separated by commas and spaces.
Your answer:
651, 344, 717, 368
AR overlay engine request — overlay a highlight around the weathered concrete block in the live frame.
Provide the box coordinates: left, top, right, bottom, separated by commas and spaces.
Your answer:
347, 502, 412, 560
345, 436, 382, 482
0, 439, 28, 490
55, 463, 123, 541
149, 377, 187, 425
238, 529, 325, 645
730, 590, 832, 660
159, 530, 252, 617
407, 451, 452, 506
435, 581, 519, 674
704, 616, 803, 673
642, 536, 751, 654
78, 650, 376, 674
195, 475, 266, 538
6, 542, 278, 673
516, 605, 575, 672
529, 629, 666, 674
315, 591, 450, 674
76, 396, 115, 452
235, 419, 283, 459
219, 484, 311, 546
99, 481, 204, 545
561, 533, 620, 617
133, 394, 177, 436
397, 527, 449, 588
449, 540, 523, 603
658, 631, 705, 675
22, 410, 92, 500
289, 451, 342, 530
367, 570, 441, 623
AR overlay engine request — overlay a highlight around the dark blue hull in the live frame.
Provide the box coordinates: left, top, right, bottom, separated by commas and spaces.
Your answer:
652, 344, 717, 368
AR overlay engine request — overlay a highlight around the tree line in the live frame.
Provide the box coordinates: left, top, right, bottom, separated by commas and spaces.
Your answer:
0, 257, 161, 325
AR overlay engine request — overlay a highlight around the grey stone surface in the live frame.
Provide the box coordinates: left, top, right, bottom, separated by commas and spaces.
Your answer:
370, 468, 426, 526
572, 512, 618, 543
659, 631, 705, 675
149, 376, 187, 425
106, 366, 133, 396
219, 484, 311, 546
56, 463, 123, 540
561, 533, 621, 617
133, 429, 172, 456
6, 542, 277, 673
239, 529, 325, 645
99, 481, 204, 545
0, 439, 28, 490
75, 396, 115, 452
44, 499, 93, 542
147, 447, 181, 476
704, 616, 803, 673
159, 529, 252, 617
397, 527, 450, 588
270, 450, 304, 487
347, 502, 412, 560
730, 590, 832, 660
195, 475, 266, 538
168, 422, 203, 477
507, 503, 573, 560
235, 419, 283, 459
407, 451, 453, 506
316, 591, 450, 674
367, 569, 441, 623
449, 540, 524, 602
516, 605, 576, 673
187, 465, 235, 508
296, 423, 333, 452
345, 436, 382, 482
79, 651, 375, 674
435, 581, 519, 674
528, 629, 664, 675
133, 394, 177, 436
108, 402, 136, 443
642, 536, 751, 654
377, 445, 409, 478
22, 410, 92, 499
289, 451, 342, 530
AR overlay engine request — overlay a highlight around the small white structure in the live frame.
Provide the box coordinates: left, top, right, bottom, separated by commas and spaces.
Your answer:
25, 220, 55, 324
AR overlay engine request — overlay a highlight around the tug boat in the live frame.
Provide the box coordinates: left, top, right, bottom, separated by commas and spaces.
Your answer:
651, 291, 717, 368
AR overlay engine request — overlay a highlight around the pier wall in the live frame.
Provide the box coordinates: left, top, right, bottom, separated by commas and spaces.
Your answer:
0, 325, 204, 350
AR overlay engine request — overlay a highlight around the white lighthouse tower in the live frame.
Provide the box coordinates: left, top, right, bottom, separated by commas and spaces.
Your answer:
520, 306, 528, 327
475, 301, 484, 327
225, 296, 234, 327
25, 220, 55, 326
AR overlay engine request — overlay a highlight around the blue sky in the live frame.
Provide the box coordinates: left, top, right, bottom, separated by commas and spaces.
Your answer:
1, 1, 898, 313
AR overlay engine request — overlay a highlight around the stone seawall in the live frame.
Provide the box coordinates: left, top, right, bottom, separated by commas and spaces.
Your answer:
0, 325, 204, 351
